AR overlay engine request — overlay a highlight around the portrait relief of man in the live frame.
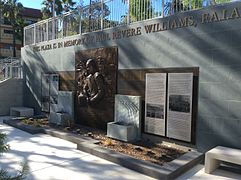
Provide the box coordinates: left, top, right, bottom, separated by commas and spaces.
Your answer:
75, 47, 118, 129
78, 59, 105, 105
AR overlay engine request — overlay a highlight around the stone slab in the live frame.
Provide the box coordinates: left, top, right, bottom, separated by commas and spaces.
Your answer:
107, 94, 141, 142
77, 142, 203, 180
49, 112, 71, 126
3, 119, 45, 134
107, 122, 137, 142
10, 107, 34, 117
205, 146, 241, 174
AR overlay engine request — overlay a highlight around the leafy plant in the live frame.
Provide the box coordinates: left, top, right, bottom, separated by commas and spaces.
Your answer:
0, 132, 29, 180
41, 0, 76, 19
0, 133, 10, 154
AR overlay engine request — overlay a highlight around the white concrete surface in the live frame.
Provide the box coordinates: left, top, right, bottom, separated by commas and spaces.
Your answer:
205, 146, 241, 174
177, 164, 241, 180
1, 116, 241, 180
0, 117, 155, 180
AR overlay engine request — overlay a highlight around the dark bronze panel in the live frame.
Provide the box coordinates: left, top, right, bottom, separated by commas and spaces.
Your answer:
118, 67, 199, 99
75, 47, 118, 130
59, 71, 75, 91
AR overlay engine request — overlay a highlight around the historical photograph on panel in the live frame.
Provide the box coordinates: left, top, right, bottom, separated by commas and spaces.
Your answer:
145, 73, 166, 136
75, 47, 118, 130
146, 103, 164, 119
167, 73, 193, 142
169, 95, 190, 113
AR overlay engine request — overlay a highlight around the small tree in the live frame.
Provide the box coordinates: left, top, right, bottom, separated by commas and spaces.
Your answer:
81, 0, 111, 32
121, 0, 153, 22
41, 0, 76, 19
0, 132, 29, 180
0, 133, 9, 154
0, 0, 24, 57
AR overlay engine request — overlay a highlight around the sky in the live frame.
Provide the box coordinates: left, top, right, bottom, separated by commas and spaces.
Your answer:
18, 0, 81, 9
18, 0, 47, 9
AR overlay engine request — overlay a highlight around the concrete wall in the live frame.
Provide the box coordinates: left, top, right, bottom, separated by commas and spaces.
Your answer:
22, 2, 241, 151
0, 78, 23, 115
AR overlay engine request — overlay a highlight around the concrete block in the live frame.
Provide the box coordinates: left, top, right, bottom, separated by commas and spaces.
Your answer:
50, 91, 74, 123
10, 107, 34, 117
107, 122, 137, 142
205, 146, 241, 174
107, 95, 141, 142
49, 112, 71, 127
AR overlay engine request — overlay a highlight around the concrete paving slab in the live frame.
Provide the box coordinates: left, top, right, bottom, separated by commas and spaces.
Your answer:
0, 117, 155, 180
2, 117, 204, 179
1, 116, 240, 180
176, 164, 241, 179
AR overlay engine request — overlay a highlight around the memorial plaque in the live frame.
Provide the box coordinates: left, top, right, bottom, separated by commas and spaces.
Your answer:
41, 74, 50, 112
145, 73, 166, 136
167, 73, 193, 142
107, 95, 141, 141
116, 95, 141, 137
41, 74, 59, 112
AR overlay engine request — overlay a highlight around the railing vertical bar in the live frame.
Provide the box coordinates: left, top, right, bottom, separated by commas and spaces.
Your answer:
47, 20, 49, 41
34, 24, 36, 45
61, 17, 63, 38
162, 0, 164, 17
79, 9, 82, 34
24, 27, 26, 46
127, 0, 130, 24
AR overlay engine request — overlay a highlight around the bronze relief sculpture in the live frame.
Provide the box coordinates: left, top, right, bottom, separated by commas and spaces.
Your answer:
75, 47, 118, 129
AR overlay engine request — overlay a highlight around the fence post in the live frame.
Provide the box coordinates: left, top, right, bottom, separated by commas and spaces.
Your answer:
34, 24, 36, 45
127, 0, 130, 24
23, 27, 26, 46
101, 0, 104, 30
162, 0, 164, 17
52, 17, 55, 40
47, 19, 49, 41
61, 16, 64, 38
79, 10, 82, 34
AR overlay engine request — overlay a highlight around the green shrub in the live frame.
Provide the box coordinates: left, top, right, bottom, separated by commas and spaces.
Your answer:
0, 132, 29, 180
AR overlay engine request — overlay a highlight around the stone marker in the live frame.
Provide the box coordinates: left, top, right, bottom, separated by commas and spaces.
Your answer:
107, 94, 141, 142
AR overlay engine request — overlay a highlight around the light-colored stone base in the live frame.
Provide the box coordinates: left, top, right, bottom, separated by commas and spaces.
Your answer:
107, 122, 137, 142
49, 112, 71, 126
10, 107, 34, 117
205, 146, 241, 174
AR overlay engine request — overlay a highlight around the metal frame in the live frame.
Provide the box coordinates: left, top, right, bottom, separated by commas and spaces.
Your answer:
24, 0, 228, 46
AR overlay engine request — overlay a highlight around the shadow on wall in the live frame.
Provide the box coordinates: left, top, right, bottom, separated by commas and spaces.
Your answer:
22, 46, 56, 115
0, 79, 23, 115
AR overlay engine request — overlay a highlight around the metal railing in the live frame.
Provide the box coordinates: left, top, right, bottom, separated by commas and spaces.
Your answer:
0, 57, 22, 81
24, 0, 230, 46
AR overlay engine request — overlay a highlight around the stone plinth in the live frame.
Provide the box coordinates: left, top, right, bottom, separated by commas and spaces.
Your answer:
49, 112, 71, 126
107, 122, 137, 142
10, 107, 34, 117
107, 95, 141, 142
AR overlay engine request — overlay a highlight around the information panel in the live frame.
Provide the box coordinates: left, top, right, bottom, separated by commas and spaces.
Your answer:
167, 73, 193, 142
145, 73, 166, 136
41, 74, 59, 112
41, 74, 50, 112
